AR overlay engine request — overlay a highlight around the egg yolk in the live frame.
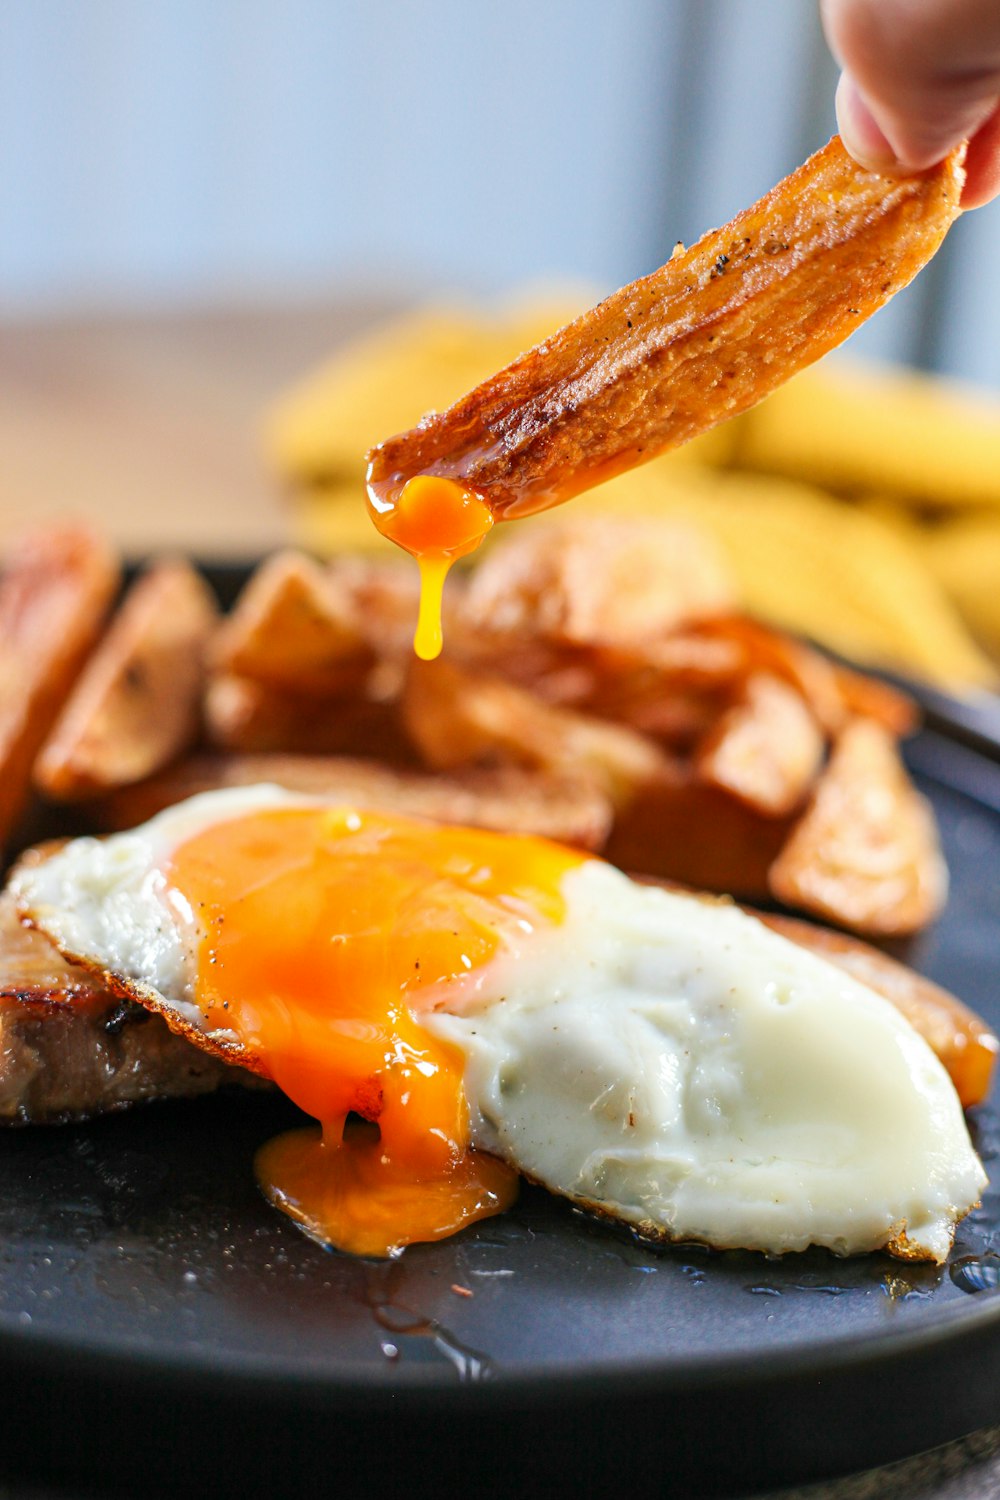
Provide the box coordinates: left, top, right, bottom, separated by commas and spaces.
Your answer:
167, 806, 584, 1257
366, 474, 493, 659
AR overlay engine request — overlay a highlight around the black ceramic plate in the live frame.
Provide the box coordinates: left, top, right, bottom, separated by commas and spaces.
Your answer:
3, 716, 1000, 1498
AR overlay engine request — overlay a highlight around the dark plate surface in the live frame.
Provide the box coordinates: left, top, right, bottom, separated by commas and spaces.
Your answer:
3, 721, 1000, 1496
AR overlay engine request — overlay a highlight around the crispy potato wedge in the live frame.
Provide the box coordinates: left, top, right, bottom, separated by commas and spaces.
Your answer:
367, 138, 964, 520
34, 559, 218, 801
760, 908, 998, 1108
609, 764, 796, 898
694, 672, 824, 817
460, 516, 735, 645
203, 672, 413, 762
402, 655, 667, 806
213, 550, 372, 694
0, 524, 119, 850
768, 718, 947, 937
90, 752, 613, 851
829, 659, 919, 738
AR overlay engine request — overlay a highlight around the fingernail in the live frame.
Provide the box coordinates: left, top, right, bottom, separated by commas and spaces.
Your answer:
835, 72, 901, 173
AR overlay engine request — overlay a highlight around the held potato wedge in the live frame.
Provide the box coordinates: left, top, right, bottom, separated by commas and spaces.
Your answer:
367, 138, 964, 521
34, 558, 218, 801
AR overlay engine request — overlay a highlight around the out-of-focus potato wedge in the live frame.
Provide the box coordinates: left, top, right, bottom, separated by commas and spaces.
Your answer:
695, 672, 824, 817
460, 516, 736, 645
0, 525, 119, 850
608, 764, 795, 898
33, 559, 217, 801
402, 656, 667, 806
768, 718, 947, 937
694, 616, 850, 735
90, 752, 614, 852
367, 138, 964, 521
203, 672, 413, 762
759, 908, 998, 1108
212, 550, 372, 693
330, 555, 451, 658
829, 659, 919, 738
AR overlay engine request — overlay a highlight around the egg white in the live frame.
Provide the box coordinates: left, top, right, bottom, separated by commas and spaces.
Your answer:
12, 785, 986, 1262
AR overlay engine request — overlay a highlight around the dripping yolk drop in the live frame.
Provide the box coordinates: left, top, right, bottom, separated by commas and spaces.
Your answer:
367, 474, 493, 659
166, 806, 584, 1257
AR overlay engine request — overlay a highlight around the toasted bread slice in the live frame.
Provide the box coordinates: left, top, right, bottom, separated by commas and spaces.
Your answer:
0, 892, 261, 1124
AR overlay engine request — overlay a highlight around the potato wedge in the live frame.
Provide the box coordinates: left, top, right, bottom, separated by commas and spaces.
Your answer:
0, 524, 119, 849
760, 908, 998, 1108
367, 138, 964, 520
203, 672, 413, 761
768, 718, 947, 936
460, 516, 735, 645
34, 558, 218, 801
608, 764, 796, 898
90, 752, 614, 852
695, 672, 824, 817
402, 655, 667, 806
213, 550, 372, 694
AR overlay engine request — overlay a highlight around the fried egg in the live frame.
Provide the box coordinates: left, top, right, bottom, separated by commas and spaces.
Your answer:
12, 786, 985, 1262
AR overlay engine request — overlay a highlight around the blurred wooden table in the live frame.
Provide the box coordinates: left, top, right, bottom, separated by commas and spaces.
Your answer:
0, 297, 404, 557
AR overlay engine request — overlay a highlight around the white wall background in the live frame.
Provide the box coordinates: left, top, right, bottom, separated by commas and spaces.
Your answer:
1, 0, 998, 387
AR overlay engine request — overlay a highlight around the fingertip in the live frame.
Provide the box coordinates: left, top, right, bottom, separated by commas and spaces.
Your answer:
835, 71, 902, 174
961, 103, 1000, 208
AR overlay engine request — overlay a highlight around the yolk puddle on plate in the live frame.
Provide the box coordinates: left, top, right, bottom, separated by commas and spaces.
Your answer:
167, 805, 584, 1257
366, 474, 493, 660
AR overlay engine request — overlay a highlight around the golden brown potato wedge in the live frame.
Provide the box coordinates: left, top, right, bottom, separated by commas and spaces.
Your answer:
367, 138, 964, 520
609, 764, 796, 899
90, 752, 614, 852
203, 672, 413, 762
33, 559, 218, 801
402, 655, 667, 806
760, 908, 997, 1108
694, 672, 824, 817
460, 516, 736, 645
212, 550, 372, 694
768, 718, 947, 937
0, 524, 119, 849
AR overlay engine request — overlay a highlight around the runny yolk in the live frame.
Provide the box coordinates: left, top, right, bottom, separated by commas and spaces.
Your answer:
166, 805, 585, 1258
366, 474, 493, 660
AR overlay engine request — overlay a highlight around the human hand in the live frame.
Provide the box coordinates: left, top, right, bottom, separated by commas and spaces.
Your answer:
821, 0, 1000, 207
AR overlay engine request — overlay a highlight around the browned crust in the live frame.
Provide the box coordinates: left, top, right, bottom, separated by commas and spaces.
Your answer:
0, 892, 265, 1125
517, 1171, 959, 1265
367, 138, 964, 518
15, 923, 271, 1081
